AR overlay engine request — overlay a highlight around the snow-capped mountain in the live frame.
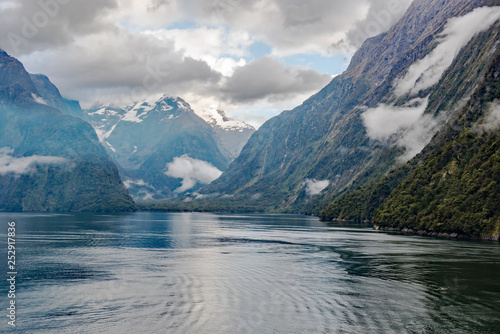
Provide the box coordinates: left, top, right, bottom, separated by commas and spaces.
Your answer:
85, 95, 254, 200
196, 106, 254, 132
195, 107, 255, 160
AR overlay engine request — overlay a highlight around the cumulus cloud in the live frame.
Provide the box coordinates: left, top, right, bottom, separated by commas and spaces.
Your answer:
0, 147, 67, 175
145, 27, 251, 76
189, 0, 411, 56
19, 28, 222, 107
222, 56, 332, 103
361, 97, 429, 141
0, 0, 117, 55
395, 6, 500, 97
0, 0, 413, 125
165, 155, 223, 193
302, 178, 329, 196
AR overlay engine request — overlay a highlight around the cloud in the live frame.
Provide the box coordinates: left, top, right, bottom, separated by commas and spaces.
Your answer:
302, 178, 329, 196
475, 101, 500, 133
0, 0, 117, 55
0, 147, 67, 175
188, 0, 411, 56
144, 27, 251, 76
364, 6, 500, 161
396, 113, 440, 162
123, 180, 156, 201
222, 56, 332, 103
18, 28, 222, 107
395, 6, 500, 97
336, 0, 412, 52
485, 103, 500, 129
123, 178, 150, 189
0, 0, 412, 126
361, 97, 429, 141
165, 155, 223, 192
361, 97, 442, 161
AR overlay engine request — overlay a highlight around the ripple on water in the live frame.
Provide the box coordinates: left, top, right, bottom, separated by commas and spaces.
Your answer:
2, 212, 499, 334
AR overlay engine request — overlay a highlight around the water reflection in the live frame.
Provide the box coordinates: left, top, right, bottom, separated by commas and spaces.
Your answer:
0, 212, 498, 333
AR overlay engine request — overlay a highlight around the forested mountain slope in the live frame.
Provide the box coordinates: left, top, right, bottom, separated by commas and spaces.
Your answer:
200, 0, 499, 218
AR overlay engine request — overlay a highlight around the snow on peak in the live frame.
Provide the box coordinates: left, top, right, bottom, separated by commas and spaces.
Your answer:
121, 95, 193, 123
195, 106, 254, 131
31, 93, 47, 105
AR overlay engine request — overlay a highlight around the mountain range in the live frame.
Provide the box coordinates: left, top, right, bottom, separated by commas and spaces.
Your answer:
85, 97, 254, 200
0, 49, 254, 210
169, 0, 499, 239
1, 0, 498, 239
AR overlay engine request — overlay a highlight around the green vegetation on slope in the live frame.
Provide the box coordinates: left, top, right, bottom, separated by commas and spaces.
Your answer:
373, 48, 500, 238
319, 25, 500, 233
0, 105, 137, 213
374, 129, 500, 237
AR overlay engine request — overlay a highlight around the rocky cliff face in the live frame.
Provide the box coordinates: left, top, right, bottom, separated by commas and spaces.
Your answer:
201, 0, 500, 216
0, 49, 136, 212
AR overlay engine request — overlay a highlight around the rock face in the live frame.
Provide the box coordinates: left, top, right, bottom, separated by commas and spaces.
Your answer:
29, 73, 84, 119
85, 96, 254, 200
0, 49, 136, 212
202, 0, 500, 220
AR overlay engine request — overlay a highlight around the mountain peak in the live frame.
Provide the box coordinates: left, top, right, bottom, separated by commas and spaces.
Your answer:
195, 106, 254, 132
119, 94, 193, 123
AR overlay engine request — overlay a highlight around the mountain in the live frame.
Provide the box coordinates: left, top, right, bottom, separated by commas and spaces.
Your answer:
0, 49, 136, 212
85, 96, 254, 200
197, 0, 500, 226
371, 51, 500, 239
195, 107, 255, 160
29, 73, 85, 119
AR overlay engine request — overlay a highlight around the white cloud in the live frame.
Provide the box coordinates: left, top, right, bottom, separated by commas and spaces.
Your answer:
485, 103, 500, 129
361, 97, 442, 162
361, 97, 429, 141
165, 155, 223, 192
302, 178, 329, 196
144, 27, 251, 76
395, 6, 500, 97
475, 101, 500, 133
0, 147, 67, 175
396, 113, 440, 162
123, 178, 150, 189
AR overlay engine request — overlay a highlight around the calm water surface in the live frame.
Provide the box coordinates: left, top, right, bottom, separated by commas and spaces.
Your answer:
0, 212, 499, 333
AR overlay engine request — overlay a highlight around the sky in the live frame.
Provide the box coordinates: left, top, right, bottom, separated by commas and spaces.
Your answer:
0, 0, 413, 127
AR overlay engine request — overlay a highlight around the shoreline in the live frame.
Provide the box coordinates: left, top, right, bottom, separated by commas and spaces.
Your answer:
374, 225, 499, 242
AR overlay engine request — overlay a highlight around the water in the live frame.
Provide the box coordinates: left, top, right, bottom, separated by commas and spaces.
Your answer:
0, 212, 499, 334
